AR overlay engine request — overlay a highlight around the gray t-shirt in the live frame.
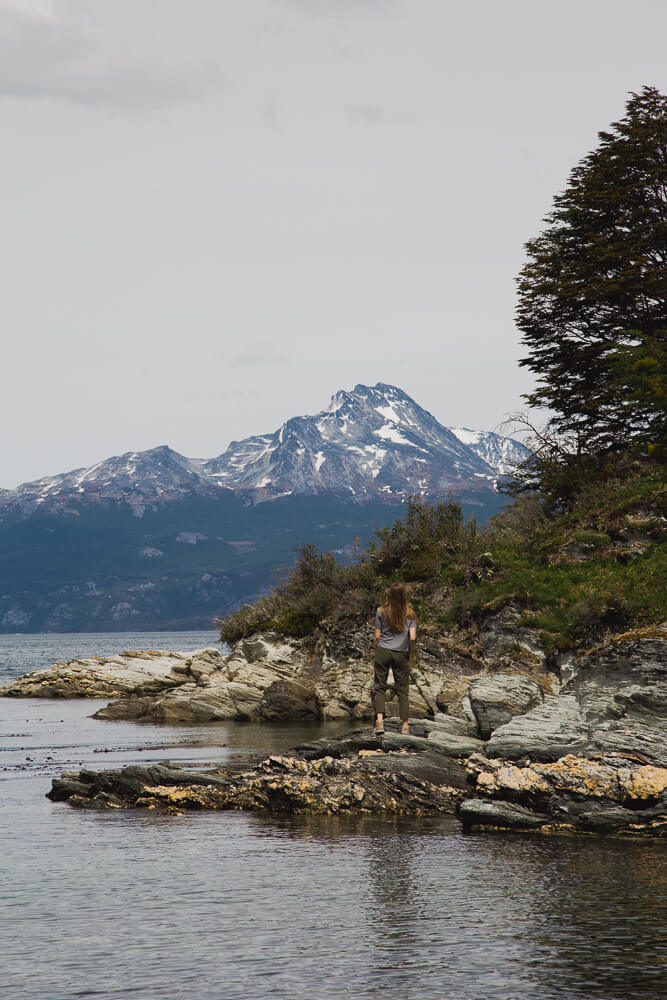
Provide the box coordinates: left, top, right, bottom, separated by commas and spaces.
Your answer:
375, 608, 416, 652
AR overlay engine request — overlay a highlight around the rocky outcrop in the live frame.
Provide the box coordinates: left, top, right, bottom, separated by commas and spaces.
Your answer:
89, 629, 481, 724
485, 625, 667, 765
0, 648, 207, 699
452, 625, 667, 836
13, 614, 667, 838
95, 638, 313, 723
47, 721, 667, 836
40, 623, 667, 836
47, 732, 467, 816
461, 753, 667, 836
1, 627, 479, 723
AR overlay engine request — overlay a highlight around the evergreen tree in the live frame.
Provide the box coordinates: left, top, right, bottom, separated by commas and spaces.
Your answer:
516, 86, 667, 456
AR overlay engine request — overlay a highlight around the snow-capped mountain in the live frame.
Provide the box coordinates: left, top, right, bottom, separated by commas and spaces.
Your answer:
448, 427, 531, 476
7, 445, 214, 517
204, 383, 507, 498
0, 384, 529, 518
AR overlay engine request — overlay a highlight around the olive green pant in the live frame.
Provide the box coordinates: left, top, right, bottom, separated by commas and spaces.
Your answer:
373, 646, 410, 721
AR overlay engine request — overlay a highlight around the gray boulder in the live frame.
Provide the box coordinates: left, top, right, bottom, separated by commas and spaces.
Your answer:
485, 625, 667, 765
258, 678, 321, 721
485, 694, 587, 761
468, 672, 544, 739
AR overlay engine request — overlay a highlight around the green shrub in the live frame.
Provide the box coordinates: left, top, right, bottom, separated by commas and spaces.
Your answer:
217, 464, 666, 652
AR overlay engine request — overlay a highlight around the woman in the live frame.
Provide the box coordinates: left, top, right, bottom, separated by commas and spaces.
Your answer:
372, 582, 417, 737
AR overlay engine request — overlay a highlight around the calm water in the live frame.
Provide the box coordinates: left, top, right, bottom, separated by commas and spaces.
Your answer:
1, 633, 666, 1000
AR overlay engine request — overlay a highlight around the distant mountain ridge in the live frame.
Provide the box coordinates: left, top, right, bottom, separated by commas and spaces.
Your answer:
0, 384, 529, 632
2, 384, 529, 519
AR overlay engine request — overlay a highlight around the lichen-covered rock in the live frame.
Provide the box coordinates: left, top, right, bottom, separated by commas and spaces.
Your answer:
46, 716, 667, 836
460, 752, 667, 836
292, 727, 473, 789
48, 752, 463, 817
468, 672, 544, 739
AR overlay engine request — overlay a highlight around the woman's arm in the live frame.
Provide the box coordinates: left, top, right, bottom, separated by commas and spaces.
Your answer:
409, 624, 417, 665
374, 607, 382, 649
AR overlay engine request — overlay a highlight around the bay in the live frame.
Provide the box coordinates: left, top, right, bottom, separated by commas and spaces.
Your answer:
1, 633, 666, 1000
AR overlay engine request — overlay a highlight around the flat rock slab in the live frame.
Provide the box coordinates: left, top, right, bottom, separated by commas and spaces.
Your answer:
460, 798, 551, 830
427, 732, 485, 756
0, 649, 219, 699
384, 715, 476, 738
293, 726, 474, 789
48, 754, 463, 817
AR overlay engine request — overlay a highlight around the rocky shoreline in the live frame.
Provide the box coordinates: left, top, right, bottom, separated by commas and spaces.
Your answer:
0, 602, 554, 724
4, 616, 666, 836
47, 720, 666, 836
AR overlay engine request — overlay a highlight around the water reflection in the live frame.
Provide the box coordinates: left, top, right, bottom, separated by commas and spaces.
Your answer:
510, 836, 667, 999
246, 815, 667, 1000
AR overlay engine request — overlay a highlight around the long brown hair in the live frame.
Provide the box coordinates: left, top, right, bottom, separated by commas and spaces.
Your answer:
380, 583, 415, 632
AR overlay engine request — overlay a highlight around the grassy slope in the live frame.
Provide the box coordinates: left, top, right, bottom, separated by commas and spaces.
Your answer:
219, 463, 666, 656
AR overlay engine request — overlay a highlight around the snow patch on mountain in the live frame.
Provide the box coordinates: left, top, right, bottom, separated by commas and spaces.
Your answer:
448, 427, 531, 476
0, 385, 530, 518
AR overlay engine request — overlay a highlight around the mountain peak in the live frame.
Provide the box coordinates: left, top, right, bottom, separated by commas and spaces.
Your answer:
2, 385, 530, 516
203, 383, 527, 500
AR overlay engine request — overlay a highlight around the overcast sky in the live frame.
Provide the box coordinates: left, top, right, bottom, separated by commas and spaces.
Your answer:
2, 0, 666, 488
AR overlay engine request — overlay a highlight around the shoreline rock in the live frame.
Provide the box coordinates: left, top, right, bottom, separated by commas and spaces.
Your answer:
4, 626, 663, 754
0, 648, 209, 699
10, 619, 667, 837
2, 630, 485, 724
461, 752, 667, 836
47, 732, 467, 817
46, 724, 667, 836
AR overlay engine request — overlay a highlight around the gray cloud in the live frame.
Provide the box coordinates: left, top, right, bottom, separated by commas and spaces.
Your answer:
344, 102, 413, 125
228, 342, 289, 369
216, 388, 262, 400
345, 102, 383, 124
273, 0, 394, 16
0, 2, 224, 111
